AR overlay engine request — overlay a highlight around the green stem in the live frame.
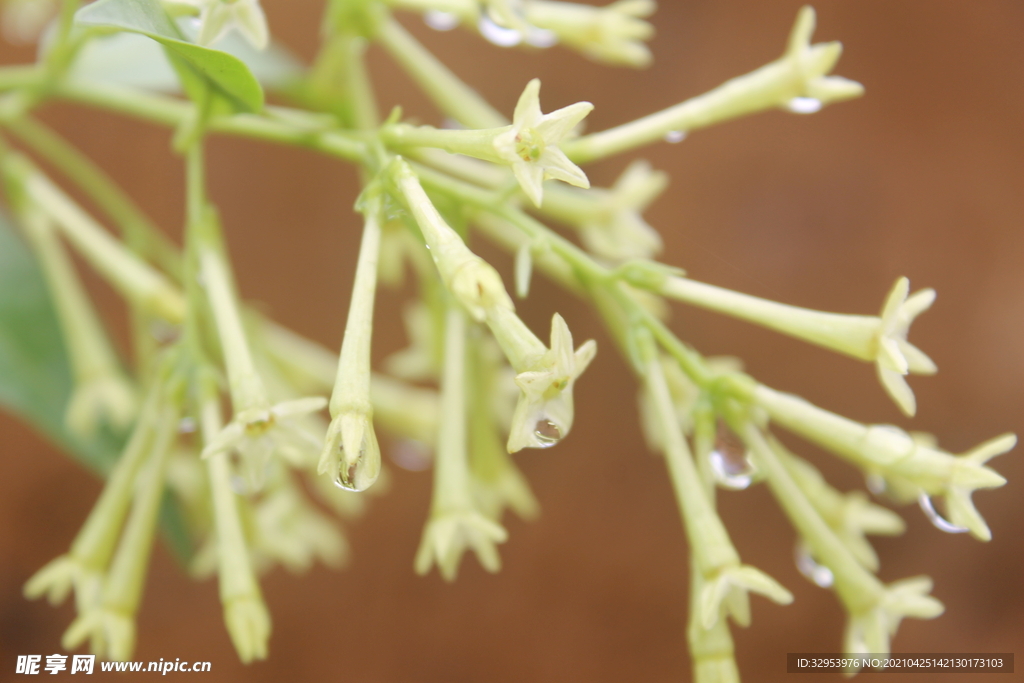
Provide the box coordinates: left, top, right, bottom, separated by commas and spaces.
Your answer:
637, 327, 740, 573
562, 51, 820, 164
6, 116, 182, 279
660, 276, 879, 362
23, 164, 185, 322
433, 301, 472, 513
100, 400, 178, 617
742, 424, 882, 613
329, 198, 382, 417
376, 17, 508, 130
51, 81, 367, 162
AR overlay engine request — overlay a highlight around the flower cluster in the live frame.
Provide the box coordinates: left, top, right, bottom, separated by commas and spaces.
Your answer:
0, 2, 1012, 682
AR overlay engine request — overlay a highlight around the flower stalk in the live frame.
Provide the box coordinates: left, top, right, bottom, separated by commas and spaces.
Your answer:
562, 6, 863, 163
320, 195, 384, 492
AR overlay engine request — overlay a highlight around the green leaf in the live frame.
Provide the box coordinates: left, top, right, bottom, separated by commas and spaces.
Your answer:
0, 211, 193, 561
75, 0, 264, 113
67, 30, 304, 94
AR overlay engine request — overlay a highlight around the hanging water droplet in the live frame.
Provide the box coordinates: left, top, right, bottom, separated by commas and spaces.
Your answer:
178, 416, 197, 434
918, 492, 969, 534
478, 16, 522, 47
865, 473, 887, 496
525, 28, 557, 48
787, 97, 823, 114
533, 419, 561, 448
424, 9, 459, 31
334, 459, 363, 492
795, 542, 834, 588
663, 130, 687, 144
709, 449, 754, 490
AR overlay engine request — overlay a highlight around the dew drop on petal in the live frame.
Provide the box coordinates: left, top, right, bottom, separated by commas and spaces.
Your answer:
424, 9, 459, 31
787, 97, 822, 114
533, 419, 561, 448
918, 492, 969, 534
795, 542, 834, 588
664, 130, 687, 144
478, 16, 522, 46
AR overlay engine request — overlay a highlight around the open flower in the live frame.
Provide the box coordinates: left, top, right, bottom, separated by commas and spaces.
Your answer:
844, 576, 944, 657
498, 311, 596, 452
754, 386, 1014, 541
414, 509, 508, 580
174, 0, 269, 49
492, 79, 593, 206
782, 5, 864, 108
201, 397, 327, 491
874, 276, 937, 416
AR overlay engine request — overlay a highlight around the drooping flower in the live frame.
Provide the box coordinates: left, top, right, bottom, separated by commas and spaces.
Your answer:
487, 309, 596, 452
414, 509, 509, 580
201, 397, 327, 491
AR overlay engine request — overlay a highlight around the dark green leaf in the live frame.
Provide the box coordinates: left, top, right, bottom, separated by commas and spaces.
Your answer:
75, 0, 264, 113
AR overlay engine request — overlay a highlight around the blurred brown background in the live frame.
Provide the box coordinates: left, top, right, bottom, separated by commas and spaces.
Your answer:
2, 1, 1022, 681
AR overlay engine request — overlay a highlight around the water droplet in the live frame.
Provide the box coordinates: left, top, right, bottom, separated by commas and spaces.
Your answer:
865, 473, 886, 495
709, 449, 754, 490
478, 16, 522, 46
525, 28, 557, 48
795, 542, 834, 588
533, 419, 561, 448
178, 416, 197, 434
787, 97, 822, 114
334, 459, 362, 491
918, 493, 969, 534
664, 130, 687, 144
424, 9, 459, 31
390, 439, 432, 471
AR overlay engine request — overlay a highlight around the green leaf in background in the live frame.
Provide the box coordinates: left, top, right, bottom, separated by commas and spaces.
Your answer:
0, 211, 193, 561
74, 0, 265, 113
67, 30, 304, 94
0, 210, 122, 475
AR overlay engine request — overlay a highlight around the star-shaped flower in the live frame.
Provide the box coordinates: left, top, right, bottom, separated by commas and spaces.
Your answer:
201, 396, 327, 492
175, 0, 269, 50
414, 509, 509, 581
874, 276, 937, 416
844, 576, 944, 657
782, 6, 864, 107
492, 79, 593, 207
506, 313, 596, 452
63, 605, 136, 661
